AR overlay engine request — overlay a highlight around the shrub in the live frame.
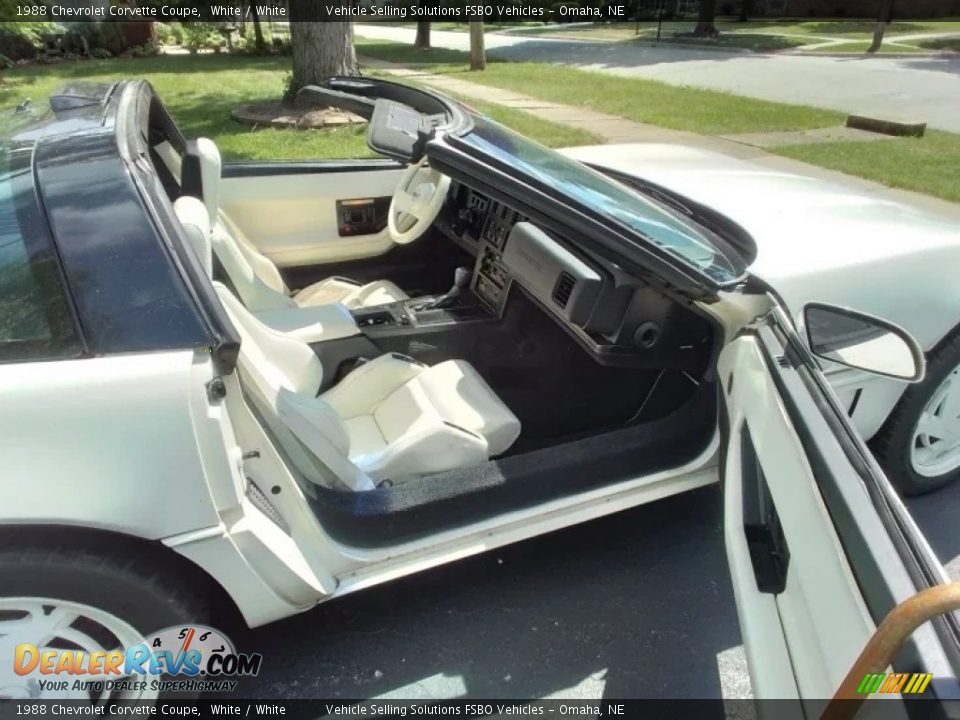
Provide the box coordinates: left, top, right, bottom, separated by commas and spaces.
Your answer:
129, 40, 160, 57
0, 22, 51, 60
64, 22, 127, 55
89, 47, 112, 59
154, 23, 175, 45
181, 22, 223, 54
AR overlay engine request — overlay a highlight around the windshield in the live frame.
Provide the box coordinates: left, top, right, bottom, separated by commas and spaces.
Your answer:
454, 114, 747, 285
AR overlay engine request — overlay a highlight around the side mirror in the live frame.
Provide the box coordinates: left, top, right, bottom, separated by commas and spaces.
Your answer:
803, 303, 925, 382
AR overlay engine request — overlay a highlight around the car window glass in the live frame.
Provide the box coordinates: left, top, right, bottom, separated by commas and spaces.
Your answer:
0, 146, 81, 361
456, 113, 747, 285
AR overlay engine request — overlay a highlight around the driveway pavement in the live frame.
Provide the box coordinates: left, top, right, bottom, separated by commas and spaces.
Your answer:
234, 486, 752, 700
355, 25, 960, 132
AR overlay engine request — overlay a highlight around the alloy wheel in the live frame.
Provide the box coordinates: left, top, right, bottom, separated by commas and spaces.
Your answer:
0, 597, 157, 702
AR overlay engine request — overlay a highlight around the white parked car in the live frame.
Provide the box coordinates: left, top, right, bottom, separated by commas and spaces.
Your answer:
2, 79, 959, 703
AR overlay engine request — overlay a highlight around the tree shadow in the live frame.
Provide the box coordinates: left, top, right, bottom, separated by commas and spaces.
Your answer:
230, 485, 747, 703
896, 55, 960, 76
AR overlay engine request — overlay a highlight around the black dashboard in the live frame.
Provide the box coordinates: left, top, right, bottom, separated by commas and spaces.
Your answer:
446, 183, 600, 320
438, 181, 716, 373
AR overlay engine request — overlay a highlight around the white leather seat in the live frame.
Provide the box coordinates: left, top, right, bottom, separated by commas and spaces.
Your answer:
184, 138, 409, 312
174, 197, 520, 490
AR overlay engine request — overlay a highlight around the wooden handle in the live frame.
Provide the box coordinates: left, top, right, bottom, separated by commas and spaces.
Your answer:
822, 582, 960, 720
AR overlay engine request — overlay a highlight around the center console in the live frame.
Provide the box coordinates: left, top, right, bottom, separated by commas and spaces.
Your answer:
351, 296, 493, 339
473, 201, 521, 313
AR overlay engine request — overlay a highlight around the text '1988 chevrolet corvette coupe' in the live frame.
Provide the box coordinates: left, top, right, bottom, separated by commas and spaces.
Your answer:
2, 79, 960, 703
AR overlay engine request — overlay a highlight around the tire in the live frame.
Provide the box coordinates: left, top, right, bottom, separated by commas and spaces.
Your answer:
0, 536, 209, 701
872, 331, 960, 496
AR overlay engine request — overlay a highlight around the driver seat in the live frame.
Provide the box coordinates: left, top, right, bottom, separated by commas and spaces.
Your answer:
174, 195, 520, 490
183, 138, 409, 311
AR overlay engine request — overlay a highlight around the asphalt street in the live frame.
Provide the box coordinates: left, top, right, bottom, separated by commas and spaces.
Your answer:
354, 25, 960, 133
230, 476, 960, 701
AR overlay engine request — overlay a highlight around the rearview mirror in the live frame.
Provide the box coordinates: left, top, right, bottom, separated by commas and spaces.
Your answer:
803, 303, 925, 382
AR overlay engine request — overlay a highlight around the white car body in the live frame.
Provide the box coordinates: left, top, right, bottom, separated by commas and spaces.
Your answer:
2, 80, 959, 704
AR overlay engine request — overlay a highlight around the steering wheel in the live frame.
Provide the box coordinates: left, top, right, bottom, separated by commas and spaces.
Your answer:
388, 157, 451, 245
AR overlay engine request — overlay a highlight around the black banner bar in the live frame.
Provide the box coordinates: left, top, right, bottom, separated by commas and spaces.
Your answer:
0, 1, 633, 24
1, 699, 959, 720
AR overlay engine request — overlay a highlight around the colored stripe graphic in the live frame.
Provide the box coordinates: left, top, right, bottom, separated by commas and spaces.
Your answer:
857, 672, 932, 694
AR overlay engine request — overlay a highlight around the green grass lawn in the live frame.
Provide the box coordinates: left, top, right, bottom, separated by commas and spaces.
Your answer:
773, 131, 960, 202
0, 54, 597, 159
514, 22, 806, 49
357, 39, 844, 134
0, 55, 375, 160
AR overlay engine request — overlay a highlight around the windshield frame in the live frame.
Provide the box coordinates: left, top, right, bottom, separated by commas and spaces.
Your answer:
442, 106, 753, 292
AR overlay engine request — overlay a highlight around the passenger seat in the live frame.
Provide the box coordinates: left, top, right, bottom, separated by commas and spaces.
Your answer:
183, 138, 410, 311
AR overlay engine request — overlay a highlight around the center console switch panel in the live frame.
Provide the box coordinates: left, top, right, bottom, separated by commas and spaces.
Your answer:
501, 222, 602, 327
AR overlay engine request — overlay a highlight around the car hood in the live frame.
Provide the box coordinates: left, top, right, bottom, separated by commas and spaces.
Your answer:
561, 144, 960, 349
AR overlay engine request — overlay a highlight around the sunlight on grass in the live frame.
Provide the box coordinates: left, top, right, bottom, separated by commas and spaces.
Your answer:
0, 55, 376, 160
774, 131, 960, 203
0, 54, 595, 159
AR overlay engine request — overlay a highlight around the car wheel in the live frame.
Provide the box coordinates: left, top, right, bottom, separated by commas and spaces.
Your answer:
0, 538, 209, 702
872, 332, 960, 496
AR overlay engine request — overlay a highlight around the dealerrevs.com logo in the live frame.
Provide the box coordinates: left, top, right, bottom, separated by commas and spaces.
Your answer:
13, 625, 262, 695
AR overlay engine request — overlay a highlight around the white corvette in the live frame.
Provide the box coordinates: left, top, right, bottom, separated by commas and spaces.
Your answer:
1, 79, 959, 704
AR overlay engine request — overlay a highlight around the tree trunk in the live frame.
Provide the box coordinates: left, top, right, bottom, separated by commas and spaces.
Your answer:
867, 0, 895, 53
415, 21, 431, 49
249, 2, 266, 53
694, 0, 718, 36
286, 8, 357, 102
469, 22, 486, 71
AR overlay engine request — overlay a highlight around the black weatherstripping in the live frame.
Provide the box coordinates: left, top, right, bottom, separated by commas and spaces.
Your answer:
222, 159, 403, 178
327, 75, 464, 123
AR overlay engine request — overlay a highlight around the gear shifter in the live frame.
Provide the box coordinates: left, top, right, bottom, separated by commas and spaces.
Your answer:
416, 267, 472, 311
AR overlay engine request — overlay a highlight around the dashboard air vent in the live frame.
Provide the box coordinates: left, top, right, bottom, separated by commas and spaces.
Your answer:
552, 272, 576, 309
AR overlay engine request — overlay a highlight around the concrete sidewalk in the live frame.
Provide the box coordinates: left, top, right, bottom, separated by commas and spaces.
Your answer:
360, 55, 960, 222
355, 24, 960, 133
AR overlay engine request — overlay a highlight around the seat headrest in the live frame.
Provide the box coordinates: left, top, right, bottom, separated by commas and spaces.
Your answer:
181, 137, 221, 228
174, 196, 213, 278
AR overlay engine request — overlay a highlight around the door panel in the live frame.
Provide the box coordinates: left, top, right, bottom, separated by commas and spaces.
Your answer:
721, 308, 958, 701
720, 332, 875, 699
219, 166, 406, 268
